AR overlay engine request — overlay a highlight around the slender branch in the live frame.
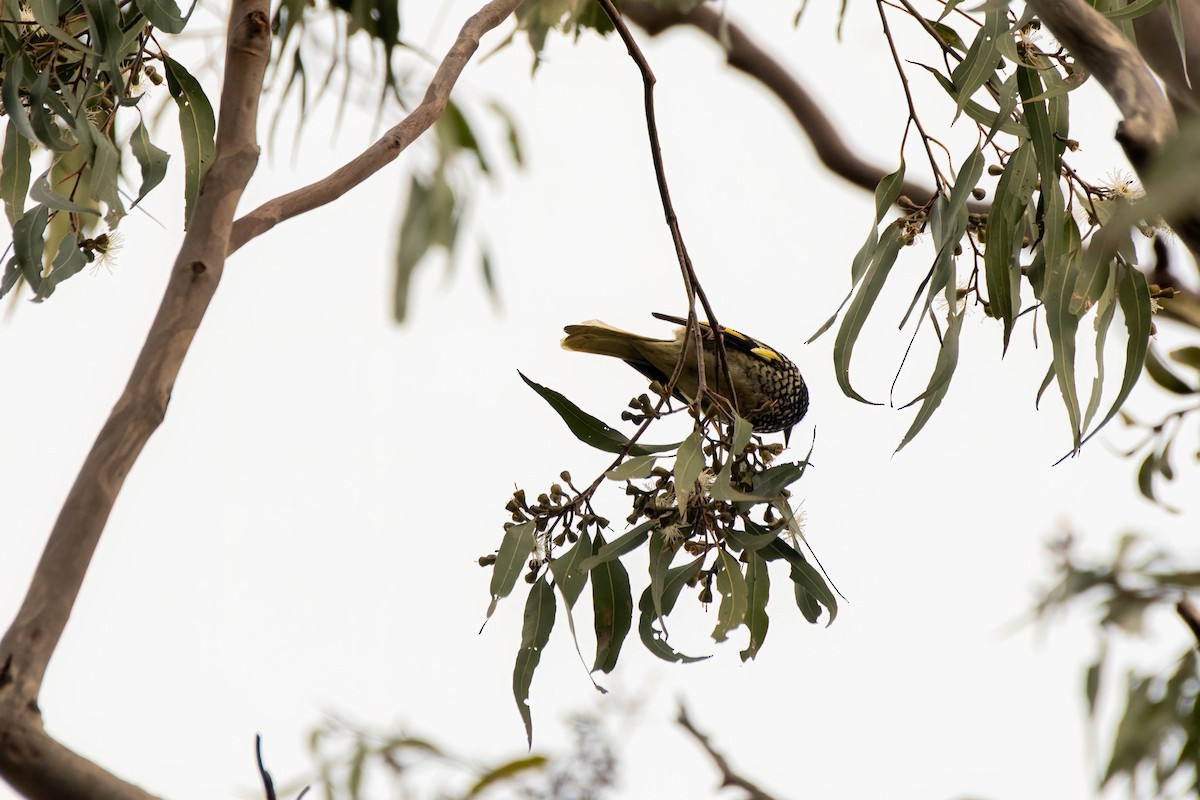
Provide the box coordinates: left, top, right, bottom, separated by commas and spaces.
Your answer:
0, 3, 273, 799
226, 0, 523, 255
876, 0, 947, 190
676, 705, 781, 800
618, 0, 978, 212
591, 0, 736, 411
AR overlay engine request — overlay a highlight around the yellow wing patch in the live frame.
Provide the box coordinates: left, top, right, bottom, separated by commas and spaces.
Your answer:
750, 346, 783, 363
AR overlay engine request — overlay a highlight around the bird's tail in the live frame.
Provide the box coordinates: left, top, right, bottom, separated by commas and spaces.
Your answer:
561, 320, 665, 361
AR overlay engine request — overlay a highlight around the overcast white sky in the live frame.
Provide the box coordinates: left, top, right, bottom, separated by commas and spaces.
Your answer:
2, 2, 1198, 798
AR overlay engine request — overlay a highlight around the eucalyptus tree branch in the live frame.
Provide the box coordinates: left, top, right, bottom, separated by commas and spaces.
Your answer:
226, 0, 523, 255
0, 4, 273, 799
618, 0, 978, 212
676, 705, 782, 800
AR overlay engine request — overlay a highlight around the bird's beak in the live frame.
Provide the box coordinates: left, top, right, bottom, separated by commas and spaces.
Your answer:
783, 427, 793, 448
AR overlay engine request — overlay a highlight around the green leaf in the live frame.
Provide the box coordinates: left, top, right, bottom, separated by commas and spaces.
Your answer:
896, 310, 965, 452
29, 169, 100, 216
394, 173, 457, 322
605, 454, 657, 481
519, 372, 680, 456
437, 99, 489, 173
549, 530, 592, 609
11, 203, 50, 293
578, 519, 655, 572
808, 162, 905, 344
673, 430, 703, 514
763, 539, 838, 625
740, 552, 770, 661
34, 232, 86, 300
647, 527, 677, 621
591, 534, 633, 674
731, 414, 753, 455
1080, 266, 1152, 446
0, 43, 40, 147
128, 119, 170, 207
487, 521, 535, 618
709, 461, 763, 502
1170, 345, 1200, 373
163, 56, 216, 227
1083, 267, 1118, 432
28, 69, 73, 152
1145, 347, 1196, 394
922, 66, 1028, 140
751, 461, 807, 499
1166, 0, 1190, 86
465, 755, 549, 799
1, 119, 31, 225
711, 547, 749, 642
87, 122, 125, 226
512, 576, 555, 747
723, 521, 781, 554
636, 555, 708, 663
135, 0, 194, 33
984, 142, 1037, 350
833, 223, 905, 404
81, 0, 125, 93
1, 258, 21, 299
949, 8, 1006, 119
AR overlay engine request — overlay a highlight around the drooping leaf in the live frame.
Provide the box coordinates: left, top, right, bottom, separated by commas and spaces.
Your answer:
740, 552, 770, 661
394, 173, 457, 322
984, 142, 1038, 349
519, 372, 681, 456
1, 119, 31, 225
763, 538, 838, 625
949, 8, 1007, 119
673, 430, 704, 514
28, 69, 73, 152
34, 232, 86, 300
1083, 267, 1118, 432
11, 203, 50, 293
579, 520, 655, 572
723, 521, 781, 554
465, 755, 549, 799
87, 122, 126, 226
1145, 347, 1196, 394
163, 56, 216, 227
808, 162, 905, 344
512, 576, 555, 747
81, 0, 125, 93
29, 169, 100, 216
135, 0, 194, 33
591, 533, 632, 674
636, 555, 708, 663
487, 521, 536, 619
711, 547, 749, 642
605, 454, 658, 481
833, 223, 905, 404
647, 527, 677, 622
1080, 267, 1152, 447
896, 310, 965, 452
549, 530, 592, 609
128, 119, 170, 207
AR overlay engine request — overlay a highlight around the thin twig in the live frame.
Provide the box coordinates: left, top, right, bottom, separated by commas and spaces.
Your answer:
593, 0, 737, 413
619, 0, 987, 214
677, 705, 782, 800
877, 0, 948, 191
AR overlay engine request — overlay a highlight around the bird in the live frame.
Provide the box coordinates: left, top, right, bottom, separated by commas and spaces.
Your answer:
561, 312, 809, 443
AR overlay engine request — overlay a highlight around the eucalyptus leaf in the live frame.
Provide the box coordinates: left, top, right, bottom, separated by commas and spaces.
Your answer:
163, 56, 216, 227
740, 553, 770, 661
128, 119, 170, 207
519, 372, 681, 456
1, 119, 31, 225
591, 534, 633, 674
512, 577, 555, 747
